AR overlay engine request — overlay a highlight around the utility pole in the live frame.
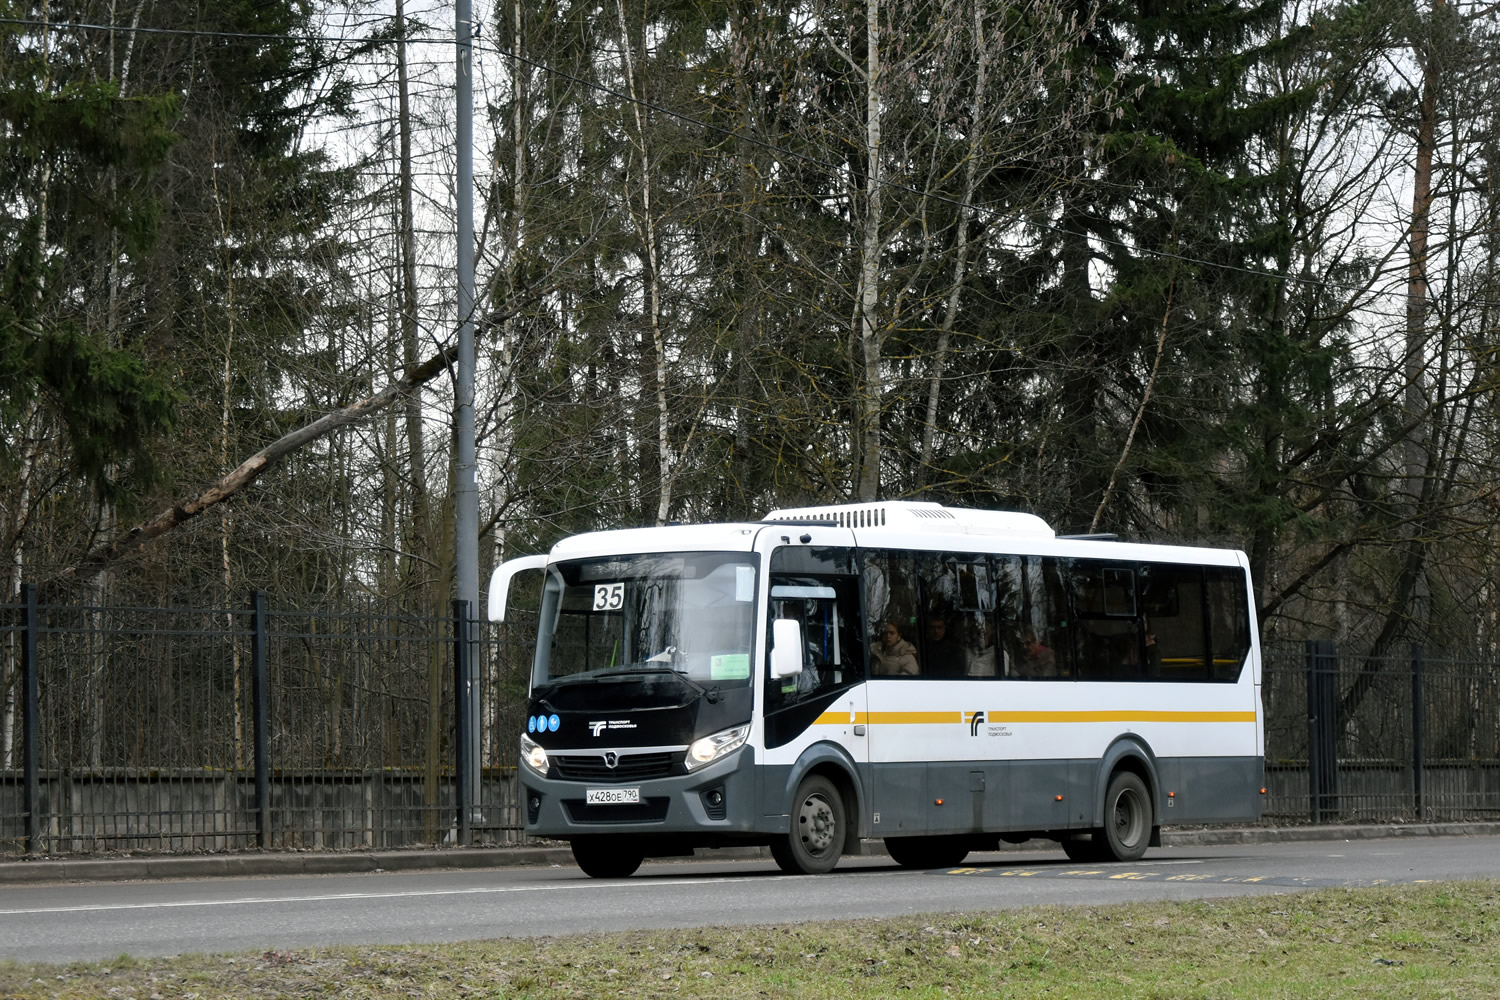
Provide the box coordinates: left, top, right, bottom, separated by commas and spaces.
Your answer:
455, 0, 481, 817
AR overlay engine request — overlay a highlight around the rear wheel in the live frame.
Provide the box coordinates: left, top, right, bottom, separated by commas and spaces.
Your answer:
884, 835, 971, 870
1099, 771, 1152, 862
771, 774, 845, 875
571, 838, 644, 879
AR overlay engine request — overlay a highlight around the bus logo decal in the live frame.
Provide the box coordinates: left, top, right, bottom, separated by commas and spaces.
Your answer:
589, 719, 638, 736
604, 751, 619, 769
966, 711, 986, 736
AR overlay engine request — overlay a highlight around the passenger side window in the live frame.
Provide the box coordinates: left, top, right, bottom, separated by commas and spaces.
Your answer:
915, 553, 968, 678
865, 550, 922, 677
995, 556, 1072, 679
1070, 562, 1142, 680
1205, 566, 1251, 681
1140, 563, 1209, 680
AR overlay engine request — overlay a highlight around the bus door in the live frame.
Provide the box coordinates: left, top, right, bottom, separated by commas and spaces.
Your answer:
762, 545, 867, 787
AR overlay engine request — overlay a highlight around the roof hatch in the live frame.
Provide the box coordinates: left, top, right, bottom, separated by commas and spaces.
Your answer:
762, 501, 1054, 539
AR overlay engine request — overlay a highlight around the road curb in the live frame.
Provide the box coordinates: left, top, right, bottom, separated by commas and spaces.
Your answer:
2, 822, 1497, 885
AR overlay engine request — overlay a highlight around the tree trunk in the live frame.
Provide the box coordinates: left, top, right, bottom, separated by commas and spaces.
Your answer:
915, 4, 989, 493
854, 0, 884, 502
396, 0, 433, 594
613, 0, 674, 525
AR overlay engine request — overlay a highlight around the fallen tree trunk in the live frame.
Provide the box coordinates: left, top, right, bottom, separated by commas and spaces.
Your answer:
47, 342, 460, 596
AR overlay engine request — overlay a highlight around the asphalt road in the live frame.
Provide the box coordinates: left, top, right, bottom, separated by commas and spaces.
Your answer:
2, 837, 1497, 964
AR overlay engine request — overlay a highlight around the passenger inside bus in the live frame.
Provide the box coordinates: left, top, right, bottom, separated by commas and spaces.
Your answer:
1021, 628, 1058, 676
871, 621, 919, 676
922, 614, 962, 677
965, 617, 999, 676
1143, 616, 1162, 672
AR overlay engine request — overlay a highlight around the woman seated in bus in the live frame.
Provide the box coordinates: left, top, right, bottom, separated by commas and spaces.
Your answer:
871, 621, 920, 676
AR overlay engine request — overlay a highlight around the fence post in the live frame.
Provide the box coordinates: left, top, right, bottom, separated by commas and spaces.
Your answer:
1305, 639, 1338, 823
453, 598, 471, 847
1411, 643, 1424, 821
251, 591, 271, 849
21, 583, 39, 854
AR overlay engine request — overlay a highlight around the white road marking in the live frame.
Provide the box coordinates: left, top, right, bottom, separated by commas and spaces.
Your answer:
0, 876, 768, 917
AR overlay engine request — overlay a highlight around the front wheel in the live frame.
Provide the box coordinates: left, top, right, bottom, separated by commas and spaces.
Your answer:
771, 774, 845, 875
571, 838, 644, 879
1099, 771, 1153, 862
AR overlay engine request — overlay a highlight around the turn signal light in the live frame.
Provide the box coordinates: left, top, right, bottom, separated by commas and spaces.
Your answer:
934, 798, 945, 806
1055, 795, 1064, 801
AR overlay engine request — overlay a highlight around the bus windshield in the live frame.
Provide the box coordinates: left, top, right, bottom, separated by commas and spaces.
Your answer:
534, 552, 758, 692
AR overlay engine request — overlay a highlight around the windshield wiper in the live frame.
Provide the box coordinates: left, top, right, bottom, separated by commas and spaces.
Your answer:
599, 665, 709, 699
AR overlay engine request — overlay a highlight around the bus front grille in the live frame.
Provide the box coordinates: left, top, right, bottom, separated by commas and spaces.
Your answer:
552, 752, 677, 781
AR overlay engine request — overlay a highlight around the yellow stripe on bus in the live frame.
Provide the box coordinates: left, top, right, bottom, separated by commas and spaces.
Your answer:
986, 710, 1256, 723
812, 710, 1256, 725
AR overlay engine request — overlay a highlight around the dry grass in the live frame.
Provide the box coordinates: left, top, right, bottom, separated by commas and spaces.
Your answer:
2, 881, 1497, 999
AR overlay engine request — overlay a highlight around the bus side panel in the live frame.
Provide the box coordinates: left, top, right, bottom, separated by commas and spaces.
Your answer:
1165, 755, 1265, 823
864, 673, 1261, 837
921, 761, 1011, 834
1008, 759, 1093, 831
870, 763, 928, 835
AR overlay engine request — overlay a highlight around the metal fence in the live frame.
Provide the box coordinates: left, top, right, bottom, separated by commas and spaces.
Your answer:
5, 590, 1500, 856
1262, 640, 1500, 821
1, 586, 532, 855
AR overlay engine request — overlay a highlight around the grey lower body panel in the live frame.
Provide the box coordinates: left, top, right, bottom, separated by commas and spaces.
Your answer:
522, 750, 1263, 850
1157, 755, 1266, 824
871, 755, 1263, 839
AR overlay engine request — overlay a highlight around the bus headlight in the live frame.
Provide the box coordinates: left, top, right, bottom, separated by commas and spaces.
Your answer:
685, 725, 749, 771
520, 733, 549, 775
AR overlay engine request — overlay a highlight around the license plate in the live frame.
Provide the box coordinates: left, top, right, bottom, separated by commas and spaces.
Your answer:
586, 787, 640, 805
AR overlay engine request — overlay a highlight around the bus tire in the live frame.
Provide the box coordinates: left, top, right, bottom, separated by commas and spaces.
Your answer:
884, 835, 971, 870
571, 838, 644, 879
771, 774, 845, 875
1100, 771, 1152, 862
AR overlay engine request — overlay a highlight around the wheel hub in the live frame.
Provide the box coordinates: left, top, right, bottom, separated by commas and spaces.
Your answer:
798, 794, 835, 853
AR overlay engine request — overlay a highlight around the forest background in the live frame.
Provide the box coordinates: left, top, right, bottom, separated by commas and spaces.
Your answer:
3, 0, 1499, 694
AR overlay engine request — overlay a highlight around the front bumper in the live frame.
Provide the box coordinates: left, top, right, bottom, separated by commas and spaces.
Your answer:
520, 744, 761, 838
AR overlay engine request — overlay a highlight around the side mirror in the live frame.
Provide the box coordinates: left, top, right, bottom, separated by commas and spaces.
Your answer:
487, 554, 547, 621
770, 618, 804, 680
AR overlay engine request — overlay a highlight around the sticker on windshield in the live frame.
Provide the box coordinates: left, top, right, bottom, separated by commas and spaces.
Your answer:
593, 582, 625, 611
736, 566, 755, 602
710, 653, 750, 680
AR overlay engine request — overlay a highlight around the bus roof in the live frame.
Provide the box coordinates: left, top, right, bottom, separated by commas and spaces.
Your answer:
550, 522, 761, 559
541, 501, 1242, 567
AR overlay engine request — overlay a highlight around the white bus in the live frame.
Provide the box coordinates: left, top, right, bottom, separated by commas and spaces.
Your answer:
489, 501, 1262, 878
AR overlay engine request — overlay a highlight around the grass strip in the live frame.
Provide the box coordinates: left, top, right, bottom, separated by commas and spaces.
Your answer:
1, 880, 1496, 999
